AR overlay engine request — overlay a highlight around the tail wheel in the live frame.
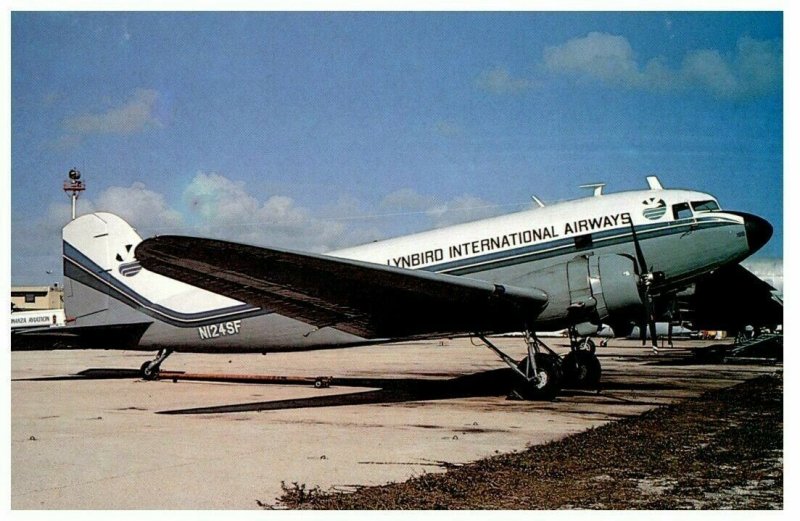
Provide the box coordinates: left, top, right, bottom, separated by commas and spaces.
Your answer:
139, 349, 172, 381
140, 361, 159, 381
514, 353, 563, 401
577, 338, 596, 354
562, 351, 601, 389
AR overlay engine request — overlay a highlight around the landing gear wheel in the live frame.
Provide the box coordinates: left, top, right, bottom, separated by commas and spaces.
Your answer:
139, 349, 173, 381
513, 353, 563, 401
140, 361, 159, 381
577, 338, 596, 354
562, 351, 601, 389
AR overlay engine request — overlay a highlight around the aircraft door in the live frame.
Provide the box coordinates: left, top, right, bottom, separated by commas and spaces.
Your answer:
566, 256, 598, 326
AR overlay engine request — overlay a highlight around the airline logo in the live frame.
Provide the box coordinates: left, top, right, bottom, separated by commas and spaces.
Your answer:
116, 244, 142, 277
119, 261, 142, 277
642, 198, 667, 220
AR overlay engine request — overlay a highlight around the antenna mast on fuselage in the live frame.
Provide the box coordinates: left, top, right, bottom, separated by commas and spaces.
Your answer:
579, 183, 606, 197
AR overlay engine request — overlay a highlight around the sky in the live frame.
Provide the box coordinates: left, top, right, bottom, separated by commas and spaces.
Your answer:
9, 10, 784, 285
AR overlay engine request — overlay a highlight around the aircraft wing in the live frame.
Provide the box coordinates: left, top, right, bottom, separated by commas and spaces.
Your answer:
135, 236, 549, 339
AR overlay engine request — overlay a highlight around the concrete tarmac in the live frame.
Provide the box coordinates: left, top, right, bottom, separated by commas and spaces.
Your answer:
10, 337, 779, 509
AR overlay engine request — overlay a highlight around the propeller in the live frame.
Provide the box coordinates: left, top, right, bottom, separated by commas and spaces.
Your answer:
628, 221, 664, 353
665, 298, 676, 348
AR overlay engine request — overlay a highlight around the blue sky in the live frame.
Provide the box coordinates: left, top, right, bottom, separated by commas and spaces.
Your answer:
10, 11, 783, 285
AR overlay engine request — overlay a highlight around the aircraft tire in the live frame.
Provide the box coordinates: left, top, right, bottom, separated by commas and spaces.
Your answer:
577, 338, 596, 354
514, 353, 563, 401
140, 361, 159, 381
562, 351, 601, 389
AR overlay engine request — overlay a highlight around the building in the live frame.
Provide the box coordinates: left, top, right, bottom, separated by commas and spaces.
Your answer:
11, 285, 64, 312
11, 309, 66, 329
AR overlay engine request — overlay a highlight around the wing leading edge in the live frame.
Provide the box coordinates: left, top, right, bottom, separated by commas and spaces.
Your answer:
135, 236, 549, 339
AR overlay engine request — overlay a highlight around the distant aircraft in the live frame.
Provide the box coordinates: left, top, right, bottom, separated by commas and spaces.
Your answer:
13, 177, 773, 400
742, 258, 783, 297
628, 323, 696, 341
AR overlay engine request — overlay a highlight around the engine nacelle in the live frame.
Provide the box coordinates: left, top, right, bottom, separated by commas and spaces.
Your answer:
590, 254, 643, 322
511, 253, 644, 331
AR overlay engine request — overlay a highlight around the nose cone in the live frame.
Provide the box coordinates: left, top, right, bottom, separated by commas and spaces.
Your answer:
739, 212, 773, 253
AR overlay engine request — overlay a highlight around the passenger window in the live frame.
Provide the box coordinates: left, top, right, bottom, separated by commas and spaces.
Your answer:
691, 200, 720, 213
672, 203, 692, 220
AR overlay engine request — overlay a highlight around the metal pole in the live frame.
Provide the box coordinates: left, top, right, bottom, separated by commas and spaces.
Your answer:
64, 168, 84, 221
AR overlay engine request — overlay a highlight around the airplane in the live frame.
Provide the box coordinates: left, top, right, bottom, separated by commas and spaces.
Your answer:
12, 176, 773, 400
628, 323, 696, 340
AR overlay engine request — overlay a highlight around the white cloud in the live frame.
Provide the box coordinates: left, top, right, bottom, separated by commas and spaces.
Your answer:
184, 172, 260, 224
730, 36, 782, 97
475, 66, 537, 94
679, 49, 738, 98
45, 198, 97, 225
95, 182, 183, 231
183, 172, 349, 252
544, 33, 781, 100
380, 188, 508, 228
61, 89, 162, 144
381, 188, 437, 213
544, 32, 640, 85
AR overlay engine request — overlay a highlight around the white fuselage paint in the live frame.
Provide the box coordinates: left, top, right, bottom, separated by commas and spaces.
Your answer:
332, 190, 715, 268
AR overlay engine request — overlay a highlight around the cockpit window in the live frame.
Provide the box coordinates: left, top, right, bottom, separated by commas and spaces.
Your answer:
672, 202, 692, 220
691, 200, 720, 213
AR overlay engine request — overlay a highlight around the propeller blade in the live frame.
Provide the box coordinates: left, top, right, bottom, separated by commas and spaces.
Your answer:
629, 220, 661, 353
648, 314, 658, 348
644, 290, 658, 349
629, 220, 648, 273
666, 299, 676, 347
631, 220, 649, 346
640, 317, 647, 345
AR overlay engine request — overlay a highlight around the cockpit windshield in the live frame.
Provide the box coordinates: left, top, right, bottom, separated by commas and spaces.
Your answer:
691, 200, 720, 213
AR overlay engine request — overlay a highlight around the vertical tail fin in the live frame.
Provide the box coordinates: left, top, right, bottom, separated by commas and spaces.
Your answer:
63, 213, 120, 325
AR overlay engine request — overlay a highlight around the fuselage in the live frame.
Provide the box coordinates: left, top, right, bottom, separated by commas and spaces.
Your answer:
333, 188, 766, 329
57, 185, 771, 353
335, 188, 747, 282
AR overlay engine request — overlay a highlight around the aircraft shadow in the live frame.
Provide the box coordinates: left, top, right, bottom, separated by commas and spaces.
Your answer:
160, 368, 521, 414
159, 370, 683, 415
13, 368, 144, 381
589, 381, 679, 392
14, 366, 685, 414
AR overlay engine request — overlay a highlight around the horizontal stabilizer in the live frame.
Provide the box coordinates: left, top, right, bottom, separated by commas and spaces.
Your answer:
11, 322, 152, 351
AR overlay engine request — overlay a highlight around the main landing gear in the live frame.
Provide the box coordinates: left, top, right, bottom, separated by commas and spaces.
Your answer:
561, 329, 601, 390
140, 348, 174, 380
477, 328, 602, 401
478, 333, 562, 400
